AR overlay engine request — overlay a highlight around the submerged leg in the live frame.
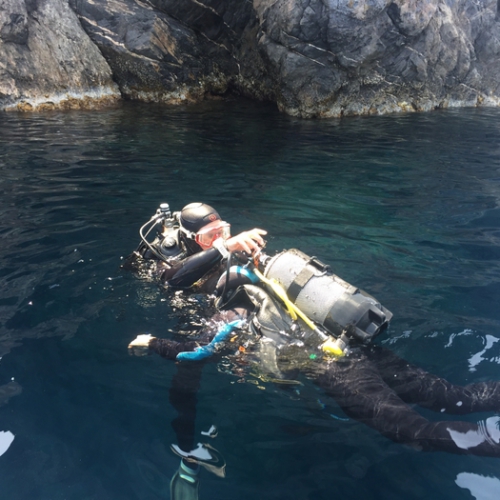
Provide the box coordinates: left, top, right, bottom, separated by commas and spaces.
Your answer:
169, 363, 202, 500
170, 362, 203, 453
366, 345, 500, 414
170, 461, 199, 500
315, 352, 500, 457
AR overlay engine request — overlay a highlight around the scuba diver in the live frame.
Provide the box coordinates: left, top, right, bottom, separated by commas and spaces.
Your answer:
127, 201, 265, 289
127, 202, 500, 498
125, 202, 266, 498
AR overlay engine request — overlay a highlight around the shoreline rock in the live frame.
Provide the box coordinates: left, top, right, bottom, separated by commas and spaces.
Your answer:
0, 0, 120, 112
2, 0, 500, 118
4, 87, 120, 112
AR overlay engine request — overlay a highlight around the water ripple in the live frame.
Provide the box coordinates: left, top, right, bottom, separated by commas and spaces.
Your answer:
1, 102, 500, 498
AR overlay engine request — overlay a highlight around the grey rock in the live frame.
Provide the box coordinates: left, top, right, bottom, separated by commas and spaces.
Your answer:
254, 0, 500, 117
0, 381, 22, 406
68, 0, 274, 104
0, 0, 120, 111
1, 0, 500, 117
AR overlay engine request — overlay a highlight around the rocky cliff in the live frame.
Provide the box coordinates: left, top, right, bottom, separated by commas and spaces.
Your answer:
0, 0, 120, 110
1, 0, 500, 117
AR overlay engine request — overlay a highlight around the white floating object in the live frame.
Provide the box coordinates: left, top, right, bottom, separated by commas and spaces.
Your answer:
0, 431, 15, 457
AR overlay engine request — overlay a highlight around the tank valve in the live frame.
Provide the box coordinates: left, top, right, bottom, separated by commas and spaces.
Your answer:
157, 203, 171, 219
321, 333, 350, 357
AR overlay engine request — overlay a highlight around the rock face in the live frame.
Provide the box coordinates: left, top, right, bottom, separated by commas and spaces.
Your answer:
68, 0, 274, 104
0, 0, 120, 111
255, 0, 500, 117
1, 0, 500, 117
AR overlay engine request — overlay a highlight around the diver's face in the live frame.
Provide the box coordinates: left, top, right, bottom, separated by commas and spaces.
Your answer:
194, 221, 231, 250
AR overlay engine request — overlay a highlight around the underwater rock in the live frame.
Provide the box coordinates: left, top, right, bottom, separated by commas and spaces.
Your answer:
0, 381, 22, 406
1, 0, 500, 117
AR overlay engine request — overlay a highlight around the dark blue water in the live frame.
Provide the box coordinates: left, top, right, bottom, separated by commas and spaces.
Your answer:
1, 100, 500, 499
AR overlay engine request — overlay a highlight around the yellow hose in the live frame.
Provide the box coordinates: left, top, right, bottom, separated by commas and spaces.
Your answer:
252, 268, 345, 357
252, 268, 298, 321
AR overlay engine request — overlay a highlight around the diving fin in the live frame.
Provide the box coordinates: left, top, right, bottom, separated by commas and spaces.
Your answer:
171, 442, 226, 478
170, 460, 199, 500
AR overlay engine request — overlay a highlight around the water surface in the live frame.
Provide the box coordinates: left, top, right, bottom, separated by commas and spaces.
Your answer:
1, 100, 500, 499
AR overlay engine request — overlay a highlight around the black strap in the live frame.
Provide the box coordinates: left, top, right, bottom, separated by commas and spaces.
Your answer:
288, 265, 316, 302
287, 255, 332, 302
308, 256, 330, 273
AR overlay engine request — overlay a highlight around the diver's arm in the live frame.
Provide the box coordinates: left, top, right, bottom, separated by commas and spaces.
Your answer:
161, 247, 224, 288
128, 308, 250, 359
151, 338, 202, 359
159, 228, 267, 288
128, 334, 208, 359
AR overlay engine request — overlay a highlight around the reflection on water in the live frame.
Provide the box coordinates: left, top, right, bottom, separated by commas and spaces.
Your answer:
0, 101, 500, 498
456, 472, 500, 500
466, 334, 500, 372
0, 431, 15, 457
448, 417, 500, 451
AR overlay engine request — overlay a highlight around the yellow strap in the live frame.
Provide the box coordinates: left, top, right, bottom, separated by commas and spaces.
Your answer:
321, 338, 345, 356
253, 268, 317, 331
252, 268, 345, 357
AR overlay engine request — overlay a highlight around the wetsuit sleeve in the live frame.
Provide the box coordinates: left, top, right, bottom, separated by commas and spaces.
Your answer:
149, 338, 203, 360
214, 265, 259, 296
148, 308, 251, 360
160, 247, 223, 288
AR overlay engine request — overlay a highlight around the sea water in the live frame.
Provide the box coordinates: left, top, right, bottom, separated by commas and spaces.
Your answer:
1, 100, 500, 499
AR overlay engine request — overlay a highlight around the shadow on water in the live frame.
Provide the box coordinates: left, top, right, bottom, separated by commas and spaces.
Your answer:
1, 100, 500, 498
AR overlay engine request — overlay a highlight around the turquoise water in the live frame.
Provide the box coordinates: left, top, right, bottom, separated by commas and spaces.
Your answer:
1, 100, 500, 499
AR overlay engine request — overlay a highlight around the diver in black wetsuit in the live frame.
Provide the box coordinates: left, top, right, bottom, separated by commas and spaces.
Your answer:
126, 201, 266, 290
132, 281, 500, 459
127, 202, 500, 497
125, 202, 266, 498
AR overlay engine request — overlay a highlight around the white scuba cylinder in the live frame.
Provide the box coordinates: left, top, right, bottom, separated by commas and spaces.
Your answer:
263, 249, 392, 343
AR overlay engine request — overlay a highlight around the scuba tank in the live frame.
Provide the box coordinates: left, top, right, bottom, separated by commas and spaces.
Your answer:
262, 249, 392, 344
136, 203, 184, 262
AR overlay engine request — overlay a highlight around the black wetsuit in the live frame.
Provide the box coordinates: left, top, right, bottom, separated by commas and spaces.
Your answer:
132, 245, 500, 458
158, 246, 225, 289
151, 286, 500, 458
314, 346, 500, 456
127, 231, 226, 291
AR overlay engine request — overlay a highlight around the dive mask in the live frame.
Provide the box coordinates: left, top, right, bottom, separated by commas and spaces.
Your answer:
195, 220, 231, 250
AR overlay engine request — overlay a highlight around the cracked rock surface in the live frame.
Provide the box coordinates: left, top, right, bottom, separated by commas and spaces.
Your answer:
1, 0, 500, 117
0, 0, 120, 111
255, 0, 500, 116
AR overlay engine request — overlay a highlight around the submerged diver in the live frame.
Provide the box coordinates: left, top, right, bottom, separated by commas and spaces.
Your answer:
127, 202, 500, 496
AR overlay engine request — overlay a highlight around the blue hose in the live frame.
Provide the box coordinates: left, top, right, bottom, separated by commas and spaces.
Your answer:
232, 266, 260, 283
176, 320, 245, 361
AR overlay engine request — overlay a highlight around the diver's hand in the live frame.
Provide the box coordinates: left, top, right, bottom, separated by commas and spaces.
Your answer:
226, 228, 267, 255
128, 334, 155, 356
